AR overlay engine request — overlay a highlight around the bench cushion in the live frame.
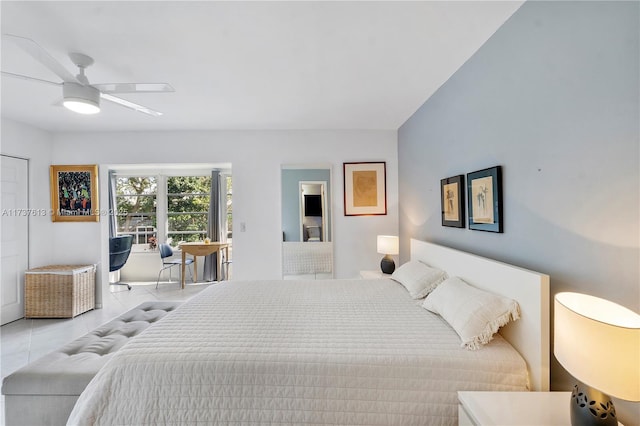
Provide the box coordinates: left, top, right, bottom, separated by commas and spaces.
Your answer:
3, 301, 181, 395
2, 301, 181, 426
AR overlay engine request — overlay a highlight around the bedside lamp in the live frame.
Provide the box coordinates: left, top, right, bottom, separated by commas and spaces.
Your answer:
377, 235, 399, 274
554, 292, 640, 426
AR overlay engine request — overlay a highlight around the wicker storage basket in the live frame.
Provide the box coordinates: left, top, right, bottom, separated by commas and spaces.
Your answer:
25, 265, 96, 318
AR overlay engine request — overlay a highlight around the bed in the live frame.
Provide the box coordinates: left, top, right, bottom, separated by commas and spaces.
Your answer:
282, 241, 333, 279
67, 239, 549, 425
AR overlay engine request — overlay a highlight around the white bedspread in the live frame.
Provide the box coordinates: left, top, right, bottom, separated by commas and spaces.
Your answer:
282, 242, 332, 274
68, 279, 529, 425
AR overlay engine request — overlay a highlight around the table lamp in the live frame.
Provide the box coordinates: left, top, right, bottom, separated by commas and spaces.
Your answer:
554, 292, 640, 426
377, 235, 399, 274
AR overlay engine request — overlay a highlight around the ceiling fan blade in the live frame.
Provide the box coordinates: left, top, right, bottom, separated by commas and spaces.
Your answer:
4, 34, 78, 83
92, 83, 174, 94
100, 93, 163, 117
1, 70, 61, 87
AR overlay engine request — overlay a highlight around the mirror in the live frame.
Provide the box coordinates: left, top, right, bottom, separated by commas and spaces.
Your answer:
300, 181, 328, 242
281, 164, 333, 279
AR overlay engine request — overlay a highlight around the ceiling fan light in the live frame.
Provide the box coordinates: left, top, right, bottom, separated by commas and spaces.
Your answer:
63, 99, 100, 114
62, 82, 100, 114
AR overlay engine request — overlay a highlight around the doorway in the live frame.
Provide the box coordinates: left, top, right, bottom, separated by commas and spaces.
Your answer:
1, 155, 29, 324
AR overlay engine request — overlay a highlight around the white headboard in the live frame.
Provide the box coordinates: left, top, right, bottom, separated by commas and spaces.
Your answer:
410, 239, 550, 391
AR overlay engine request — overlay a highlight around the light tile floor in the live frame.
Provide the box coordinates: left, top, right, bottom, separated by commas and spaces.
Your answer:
0, 280, 213, 425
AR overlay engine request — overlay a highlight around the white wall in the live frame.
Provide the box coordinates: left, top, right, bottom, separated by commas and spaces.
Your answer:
1, 119, 53, 269
50, 129, 398, 306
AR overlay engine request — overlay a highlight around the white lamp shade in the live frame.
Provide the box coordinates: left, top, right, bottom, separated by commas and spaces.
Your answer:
554, 292, 640, 401
377, 235, 399, 255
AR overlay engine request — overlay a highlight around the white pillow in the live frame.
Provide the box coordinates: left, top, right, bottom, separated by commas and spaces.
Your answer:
422, 276, 520, 350
391, 260, 447, 299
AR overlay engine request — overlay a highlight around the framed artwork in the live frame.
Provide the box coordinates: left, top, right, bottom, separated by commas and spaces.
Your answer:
467, 165, 502, 233
343, 162, 387, 216
440, 174, 465, 228
50, 164, 99, 222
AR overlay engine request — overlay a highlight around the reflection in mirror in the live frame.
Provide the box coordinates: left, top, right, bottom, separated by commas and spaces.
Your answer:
300, 181, 327, 242
281, 165, 333, 279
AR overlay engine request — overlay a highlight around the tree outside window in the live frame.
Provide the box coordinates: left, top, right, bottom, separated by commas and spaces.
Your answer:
114, 173, 231, 248
115, 177, 157, 245
167, 176, 211, 245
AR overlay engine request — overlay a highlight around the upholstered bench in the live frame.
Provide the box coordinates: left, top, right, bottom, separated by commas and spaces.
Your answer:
2, 301, 182, 426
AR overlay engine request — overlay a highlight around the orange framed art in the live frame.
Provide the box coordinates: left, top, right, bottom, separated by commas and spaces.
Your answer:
49, 164, 99, 222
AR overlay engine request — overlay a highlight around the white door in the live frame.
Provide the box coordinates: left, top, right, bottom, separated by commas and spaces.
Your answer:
1, 155, 29, 325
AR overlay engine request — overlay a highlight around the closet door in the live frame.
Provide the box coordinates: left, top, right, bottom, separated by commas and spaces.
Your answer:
1, 155, 29, 324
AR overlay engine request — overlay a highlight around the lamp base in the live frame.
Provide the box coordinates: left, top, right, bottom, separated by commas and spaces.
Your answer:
570, 384, 617, 426
380, 255, 395, 274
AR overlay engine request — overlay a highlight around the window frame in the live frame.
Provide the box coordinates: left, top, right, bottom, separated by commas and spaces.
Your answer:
112, 167, 232, 251
166, 176, 212, 244
113, 175, 159, 246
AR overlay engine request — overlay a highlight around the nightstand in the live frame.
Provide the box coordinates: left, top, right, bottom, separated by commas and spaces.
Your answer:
458, 391, 573, 426
359, 270, 391, 279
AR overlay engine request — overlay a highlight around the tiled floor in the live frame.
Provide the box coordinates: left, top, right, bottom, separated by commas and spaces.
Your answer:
0, 280, 213, 425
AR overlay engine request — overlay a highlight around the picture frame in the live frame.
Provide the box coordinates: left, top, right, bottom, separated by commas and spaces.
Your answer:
343, 162, 387, 216
50, 164, 99, 222
440, 174, 465, 228
467, 165, 502, 233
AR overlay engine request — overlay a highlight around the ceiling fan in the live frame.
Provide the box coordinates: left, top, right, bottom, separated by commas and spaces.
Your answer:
1, 34, 174, 116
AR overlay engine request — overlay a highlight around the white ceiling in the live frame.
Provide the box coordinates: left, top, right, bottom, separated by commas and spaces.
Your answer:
1, 1, 522, 133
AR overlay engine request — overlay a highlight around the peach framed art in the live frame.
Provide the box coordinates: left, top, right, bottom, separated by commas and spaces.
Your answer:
441, 174, 465, 228
343, 161, 387, 216
467, 165, 502, 233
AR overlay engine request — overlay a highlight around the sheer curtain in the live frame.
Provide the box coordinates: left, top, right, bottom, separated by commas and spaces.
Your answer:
108, 170, 117, 238
203, 170, 222, 281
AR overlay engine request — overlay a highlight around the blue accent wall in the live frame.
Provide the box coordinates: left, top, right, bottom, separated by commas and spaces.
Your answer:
398, 2, 639, 421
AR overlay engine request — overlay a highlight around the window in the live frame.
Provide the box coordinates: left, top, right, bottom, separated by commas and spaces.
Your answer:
115, 176, 157, 244
167, 176, 211, 244
113, 170, 231, 249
